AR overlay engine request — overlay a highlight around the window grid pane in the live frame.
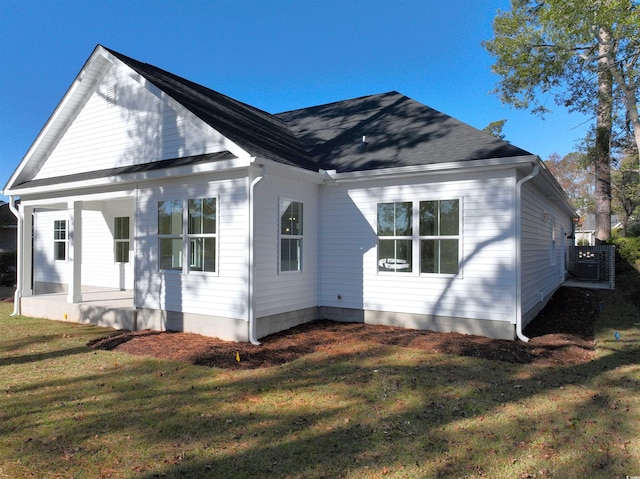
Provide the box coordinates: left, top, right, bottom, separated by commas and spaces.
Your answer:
115, 217, 130, 240
281, 238, 302, 272
190, 237, 216, 272
115, 241, 130, 263
158, 200, 183, 235
54, 241, 66, 262
159, 238, 183, 270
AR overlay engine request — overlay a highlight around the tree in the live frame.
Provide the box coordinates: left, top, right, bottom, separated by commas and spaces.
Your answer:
612, 153, 640, 235
482, 119, 508, 141
484, 0, 640, 241
545, 152, 595, 217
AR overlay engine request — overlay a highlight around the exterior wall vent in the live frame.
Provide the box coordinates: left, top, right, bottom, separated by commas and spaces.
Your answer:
106, 85, 117, 105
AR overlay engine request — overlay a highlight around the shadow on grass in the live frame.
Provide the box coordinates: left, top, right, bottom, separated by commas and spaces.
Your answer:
2, 256, 638, 478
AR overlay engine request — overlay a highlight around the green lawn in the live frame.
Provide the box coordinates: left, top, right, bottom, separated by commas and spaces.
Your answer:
1, 262, 638, 478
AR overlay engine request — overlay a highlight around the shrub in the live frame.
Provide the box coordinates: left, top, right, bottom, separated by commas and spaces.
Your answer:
610, 237, 640, 268
0, 251, 16, 286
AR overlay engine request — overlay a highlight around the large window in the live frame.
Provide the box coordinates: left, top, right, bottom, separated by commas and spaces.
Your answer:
377, 199, 460, 275
53, 220, 67, 261
280, 199, 303, 272
420, 200, 459, 274
158, 198, 217, 273
114, 216, 130, 263
377, 202, 412, 272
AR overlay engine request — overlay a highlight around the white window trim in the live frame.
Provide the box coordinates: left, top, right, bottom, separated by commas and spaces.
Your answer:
187, 197, 218, 275
418, 198, 463, 277
157, 197, 219, 275
376, 197, 463, 278
279, 197, 303, 274
53, 219, 68, 262
114, 216, 130, 264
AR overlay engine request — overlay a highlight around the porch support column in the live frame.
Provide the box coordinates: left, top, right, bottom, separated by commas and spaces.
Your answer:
21, 205, 33, 298
67, 200, 83, 303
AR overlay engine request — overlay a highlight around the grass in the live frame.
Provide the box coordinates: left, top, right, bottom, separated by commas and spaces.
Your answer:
1, 262, 639, 478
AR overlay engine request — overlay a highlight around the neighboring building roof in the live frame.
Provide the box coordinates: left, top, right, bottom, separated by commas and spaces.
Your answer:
577, 214, 620, 231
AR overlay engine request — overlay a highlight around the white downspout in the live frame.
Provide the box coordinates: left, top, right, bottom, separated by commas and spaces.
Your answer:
8, 196, 22, 316
515, 163, 540, 342
248, 165, 265, 345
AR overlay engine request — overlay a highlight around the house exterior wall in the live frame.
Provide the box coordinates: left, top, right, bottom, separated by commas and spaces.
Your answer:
34, 209, 70, 292
34, 62, 225, 181
520, 179, 574, 326
134, 171, 251, 339
81, 199, 135, 290
318, 170, 518, 338
252, 171, 320, 336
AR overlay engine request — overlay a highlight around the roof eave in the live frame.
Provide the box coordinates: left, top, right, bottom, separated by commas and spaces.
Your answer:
322, 155, 539, 183
5, 156, 253, 198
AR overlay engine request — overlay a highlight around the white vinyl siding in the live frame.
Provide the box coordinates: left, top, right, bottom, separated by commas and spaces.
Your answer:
253, 174, 319, 318
319, 172, 517, 323
34, 62, 226, 181
520, 180, 573, 325
135, 173, 248, 319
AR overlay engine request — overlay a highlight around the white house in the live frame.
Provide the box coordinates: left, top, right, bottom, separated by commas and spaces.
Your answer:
3, 45, 576, 343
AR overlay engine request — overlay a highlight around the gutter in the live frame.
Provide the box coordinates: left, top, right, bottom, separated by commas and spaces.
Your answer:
8, 196, 21, 316
515, 163, 540, 342
248, 165, 265, 345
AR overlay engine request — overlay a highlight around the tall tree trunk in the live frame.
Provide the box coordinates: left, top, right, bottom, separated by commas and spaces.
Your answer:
594, 28, 613, 243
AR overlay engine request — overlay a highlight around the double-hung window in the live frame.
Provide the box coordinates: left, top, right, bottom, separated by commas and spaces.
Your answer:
188, 198, 216, 272
53, 220, 67, 261
376, 199, 460, 275
419, 200, 460, 274
114, 216, 130, 263
280, 199, 303, 272
377, 202, 412, 272
158, 200, 184, 271
158, 198, 217, 273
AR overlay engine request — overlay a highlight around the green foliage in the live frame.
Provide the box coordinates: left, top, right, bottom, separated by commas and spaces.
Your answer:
482, 119, 508, 141
628, 219, 640, 237
610, 236, 640, 266
484, 0, 640, 117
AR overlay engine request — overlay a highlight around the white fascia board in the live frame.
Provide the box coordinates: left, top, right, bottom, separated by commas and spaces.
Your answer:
323, 155, 539, 183
4, 46, 113, 192
7, 156, 252, 197
251, 157, 325, 184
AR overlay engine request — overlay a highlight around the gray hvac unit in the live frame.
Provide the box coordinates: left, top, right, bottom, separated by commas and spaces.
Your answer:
576, 260, 600, 281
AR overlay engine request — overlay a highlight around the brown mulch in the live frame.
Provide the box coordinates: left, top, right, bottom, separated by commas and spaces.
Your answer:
88, 286, 600, 368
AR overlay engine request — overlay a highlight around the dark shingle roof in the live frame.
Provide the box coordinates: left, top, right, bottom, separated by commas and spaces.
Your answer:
108, 48, 531, 174
276, 91, 532, 173
105, 48, 315, 170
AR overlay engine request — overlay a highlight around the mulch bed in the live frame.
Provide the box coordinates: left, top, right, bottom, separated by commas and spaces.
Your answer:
88, 286, 600, 368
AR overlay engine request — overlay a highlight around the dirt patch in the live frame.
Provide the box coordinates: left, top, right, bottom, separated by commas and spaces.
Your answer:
88, 286, 599, 368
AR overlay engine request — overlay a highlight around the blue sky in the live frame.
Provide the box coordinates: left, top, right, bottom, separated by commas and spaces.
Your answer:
0, 0, 592, 201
